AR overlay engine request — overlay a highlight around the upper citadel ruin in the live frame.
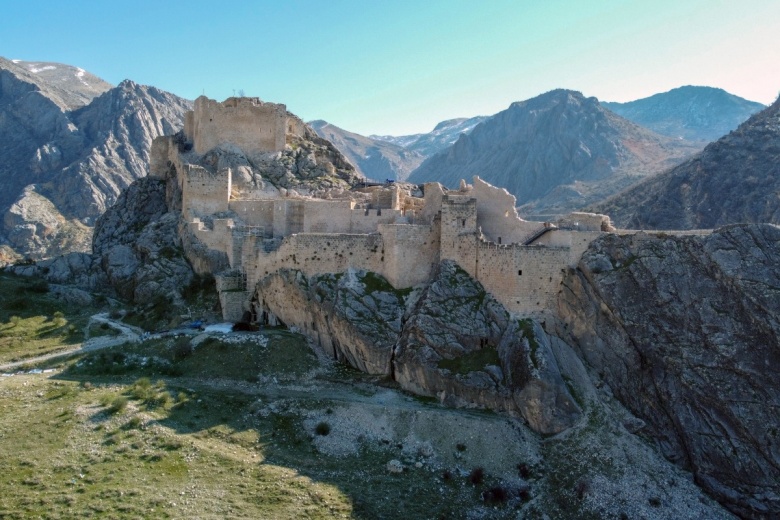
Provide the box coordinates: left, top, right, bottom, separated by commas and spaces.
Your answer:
150, 95, 615, 324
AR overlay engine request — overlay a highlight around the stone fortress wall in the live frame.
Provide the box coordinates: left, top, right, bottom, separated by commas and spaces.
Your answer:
184, 96, 305, 156
150, 96, 616, 321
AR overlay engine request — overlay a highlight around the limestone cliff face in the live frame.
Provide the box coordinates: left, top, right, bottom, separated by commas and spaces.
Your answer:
557, 224, 780, 518
256, 269, 405, 374
395, 261, 580, 435
0, 56, 191, 262
254, 261, 581, 435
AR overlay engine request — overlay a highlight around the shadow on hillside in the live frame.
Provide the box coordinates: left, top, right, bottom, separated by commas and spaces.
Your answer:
50, 335, 499, 519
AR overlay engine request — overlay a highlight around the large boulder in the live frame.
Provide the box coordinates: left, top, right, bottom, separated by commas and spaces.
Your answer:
395, 261, 580, 434
255, 261, 581, 434
256, 268, 406, 374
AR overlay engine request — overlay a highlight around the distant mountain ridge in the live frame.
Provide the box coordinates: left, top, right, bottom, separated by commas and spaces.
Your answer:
370, 115, 489, 156
0, 57, 191, 262
309, 120, 424, 181
593, 95, 780, 230
408, 89, 702, 216
311, 116, 488, 182
603, 86, 765, 142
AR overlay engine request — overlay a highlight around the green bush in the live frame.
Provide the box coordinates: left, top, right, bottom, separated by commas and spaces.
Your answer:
108, 396, 128, 414
25, 280, 49, 294
315, 421, 331, 436
171, 336, 193, 360
130, 378, 154, 401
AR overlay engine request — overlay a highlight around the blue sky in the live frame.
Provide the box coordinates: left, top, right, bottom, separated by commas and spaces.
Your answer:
2, 0, 779, 135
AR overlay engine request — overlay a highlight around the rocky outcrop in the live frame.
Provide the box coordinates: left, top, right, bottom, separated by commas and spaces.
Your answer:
0, 57, 191, 262
395, 261, 580, 434
557, 224, 780, 518
11, 177, 195, 305
603, 86, 765, 143
408, 89, 701, 216
256, 269, 406, 374
92, 177, 193, 302
254, 261, 581, 435
594, 96, 780, 230
248, 124, 363, 190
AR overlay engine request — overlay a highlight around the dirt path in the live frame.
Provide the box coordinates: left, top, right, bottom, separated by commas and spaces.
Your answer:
0, 313, 141, 372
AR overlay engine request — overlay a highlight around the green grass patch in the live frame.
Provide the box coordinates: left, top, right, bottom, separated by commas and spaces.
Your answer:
65, 331, 317, 383
518, 319, 540, 368
437, 347, 501, 376
0, 272, 102, 364
359, 271, 413, 298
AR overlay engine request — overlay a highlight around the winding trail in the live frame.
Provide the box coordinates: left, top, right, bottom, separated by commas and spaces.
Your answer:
0, 313, 142, 372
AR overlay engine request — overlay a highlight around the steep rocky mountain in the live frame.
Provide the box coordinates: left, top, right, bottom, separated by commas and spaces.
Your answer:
408, 89, 701, 217
558, 225, 780, 518
309, 120, 424, 181
0, 57, 191, 262
371, 115, 489, 156
603, 86, 765, 143
594, 96, 780, 229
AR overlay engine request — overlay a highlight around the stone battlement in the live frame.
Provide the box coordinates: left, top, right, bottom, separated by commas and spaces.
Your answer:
183, 96, 305, 156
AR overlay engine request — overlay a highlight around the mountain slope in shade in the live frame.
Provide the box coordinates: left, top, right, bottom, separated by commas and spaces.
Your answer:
371, 115, 489, 156
593, 96, 780, 230
0, 57, 191, 261
309, 120, 424, 181
408, 89, 701, 216
603, 86, 765, 143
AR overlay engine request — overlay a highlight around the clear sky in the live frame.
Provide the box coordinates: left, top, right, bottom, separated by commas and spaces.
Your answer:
2, 0, 779, 135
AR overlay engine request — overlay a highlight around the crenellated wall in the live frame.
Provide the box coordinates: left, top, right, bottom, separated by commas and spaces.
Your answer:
156, 112, 616, 321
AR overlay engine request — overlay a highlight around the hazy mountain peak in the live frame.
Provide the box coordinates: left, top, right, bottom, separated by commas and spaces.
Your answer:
603, 86, 765, 142
310, 119, 424, 181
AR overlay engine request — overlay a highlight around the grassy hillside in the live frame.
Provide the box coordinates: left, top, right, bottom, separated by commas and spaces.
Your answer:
0, 329, 529, 519
0, 272, 103, 364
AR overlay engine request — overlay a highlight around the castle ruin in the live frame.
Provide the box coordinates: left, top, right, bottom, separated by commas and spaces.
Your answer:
150, 96, 614, 323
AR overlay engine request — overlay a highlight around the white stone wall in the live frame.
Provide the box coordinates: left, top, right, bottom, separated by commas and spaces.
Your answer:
187, 96, 288, 155
182, 166, 231, 219
378, 223, 440, 288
